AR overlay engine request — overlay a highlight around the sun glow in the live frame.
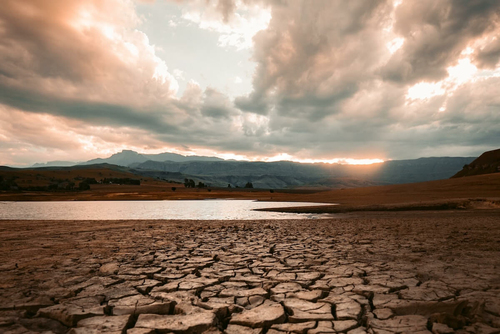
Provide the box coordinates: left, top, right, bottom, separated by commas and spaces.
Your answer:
261, 153, 384, 165
386, 37, 404, 54
139, 149, 385, 165
282, 158, 384, 165
447, 58, 477, 84
406, 82, 445, 100
405, 57, 480, 103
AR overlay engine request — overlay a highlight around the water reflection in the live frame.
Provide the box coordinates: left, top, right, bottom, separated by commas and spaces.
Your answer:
0, 200, 329, 220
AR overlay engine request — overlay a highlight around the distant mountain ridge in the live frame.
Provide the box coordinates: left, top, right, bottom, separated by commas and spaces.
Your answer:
452, 148, 500, 178
27, 150, 477, 189
131, 156, 475, 188
32, 150, 224, 167
80, 149, 224, 166
31, 161, 80, 168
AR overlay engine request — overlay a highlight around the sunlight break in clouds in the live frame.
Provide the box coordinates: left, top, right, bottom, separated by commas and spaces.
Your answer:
405, 57, 480, 103
447, 58, 478, 85
406, 82, 445, 100
265, 154, 384, 165
181, 1, 271, 50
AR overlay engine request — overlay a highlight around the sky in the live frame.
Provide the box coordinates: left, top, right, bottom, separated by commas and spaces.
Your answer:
0, 0, 499, 166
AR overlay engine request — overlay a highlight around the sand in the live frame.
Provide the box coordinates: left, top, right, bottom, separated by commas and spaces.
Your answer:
1, 211, 499, 333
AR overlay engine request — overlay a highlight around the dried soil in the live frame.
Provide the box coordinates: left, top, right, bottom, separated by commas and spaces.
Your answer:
1, 211, 499, 333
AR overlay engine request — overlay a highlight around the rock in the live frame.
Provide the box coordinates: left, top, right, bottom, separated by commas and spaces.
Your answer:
347, 327, 368, 334
203, 327, 223, 334
367, 315, 429, 332
270, 321, 316, 333
431, 322, 454, 334
104, 284, 140, 300
0, 316, 17, 327
296, 272, 322, 281
287, 290, 325, 302
308, 321, 336, 334
270, 283, 303, 295
132, 279, 162, 294
178, 277, 220, 291
283, 298, 334, 322
229, 301, 285, 328
248, 296, 266, 308
327, 276, 364, 288
174, 301, 208, 315
399, 281, 456, 302
76, 315, 132, 332
18, 317, 69, 333
151, 281, 180, 293
100, 263, 120, 275
37, 296, 105, 327
335, 301, 362, 320
464, 323, 500, 334
333, 320, 358, 332
1, 296, 54, 313
373, 308, 393, 320
383, 299, 467, 317
69, 329, 119, 334
108, 295, 174, 315
119, 267, 163, 276
219, 287, 269, 298
126, 328, 156, 334
225, 324, 263, 334
134, 312, 216, 333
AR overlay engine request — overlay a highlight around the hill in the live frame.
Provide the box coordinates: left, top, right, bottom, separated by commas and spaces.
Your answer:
79, 150, 223, 166
452, 148, 500, 178
131, 156, 475, 188
0, 164, 170, 191
1, 165, 499, 208
259, 173, 500, 214
16, 152, 477, 189
300, 172, 500, 206
31, 161, 79, 168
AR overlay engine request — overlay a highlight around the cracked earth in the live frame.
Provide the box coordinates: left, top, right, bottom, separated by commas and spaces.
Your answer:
0, 211, 499, 333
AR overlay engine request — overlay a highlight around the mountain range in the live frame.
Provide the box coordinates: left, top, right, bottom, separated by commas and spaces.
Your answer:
129, 157, 475, 188
79, 150, 224, 166
28, 150, 477, 189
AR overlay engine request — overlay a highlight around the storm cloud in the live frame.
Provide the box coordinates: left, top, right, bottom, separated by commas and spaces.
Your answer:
0, 0, 499, 165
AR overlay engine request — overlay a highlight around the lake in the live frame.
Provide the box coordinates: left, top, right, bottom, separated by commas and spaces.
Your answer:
0, 200, 329, 220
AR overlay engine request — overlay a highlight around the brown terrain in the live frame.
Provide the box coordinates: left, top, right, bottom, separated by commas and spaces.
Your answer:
0, 211, 499, 334
0, 168, 500, 207
263, 173, 500, 214
0, 166, 319, 202
0, 163, 499, 333
1, 167, 499, 214
452, 148, 500, 178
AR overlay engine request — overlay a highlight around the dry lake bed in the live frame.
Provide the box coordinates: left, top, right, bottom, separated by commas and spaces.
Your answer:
0, 210, 499, 333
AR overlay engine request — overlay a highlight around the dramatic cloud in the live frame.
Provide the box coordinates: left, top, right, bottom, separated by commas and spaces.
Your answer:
382, 0, 500, 83
235, 0, 500, 158
0, 0, 499, 166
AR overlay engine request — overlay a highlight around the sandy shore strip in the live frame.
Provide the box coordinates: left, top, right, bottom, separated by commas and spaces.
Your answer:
1, 211, 499, 333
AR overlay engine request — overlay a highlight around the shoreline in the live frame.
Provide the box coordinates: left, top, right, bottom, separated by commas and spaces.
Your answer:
256, 198, 500, 214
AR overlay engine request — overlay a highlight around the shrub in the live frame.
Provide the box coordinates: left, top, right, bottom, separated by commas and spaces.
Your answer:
79, 182, 91, 191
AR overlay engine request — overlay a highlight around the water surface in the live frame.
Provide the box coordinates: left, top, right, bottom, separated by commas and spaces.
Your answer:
0, 200, 329, 220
